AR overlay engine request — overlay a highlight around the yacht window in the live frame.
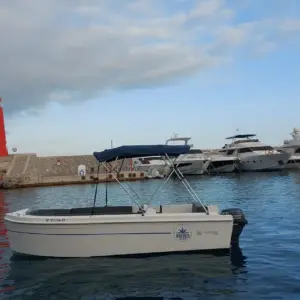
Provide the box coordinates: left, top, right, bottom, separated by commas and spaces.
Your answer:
238, 148, 253, 153
295, 148, 300, 154
233, 139, 259, 145
238, 146, 273, 153
251, 146, 273, 151
226, 150, 235, 155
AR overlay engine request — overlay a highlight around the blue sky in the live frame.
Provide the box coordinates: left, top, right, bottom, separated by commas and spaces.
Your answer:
2, 0, 300, 155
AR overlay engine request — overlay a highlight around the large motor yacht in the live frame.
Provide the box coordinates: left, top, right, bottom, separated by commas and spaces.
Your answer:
280, 128, 300, 170
134, 135, 210, 176
219, 134, 290, 172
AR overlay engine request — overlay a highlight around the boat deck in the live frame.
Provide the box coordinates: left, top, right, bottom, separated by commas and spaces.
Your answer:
28, 204, 209, 216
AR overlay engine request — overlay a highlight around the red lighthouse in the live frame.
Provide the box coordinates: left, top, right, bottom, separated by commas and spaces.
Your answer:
0, 98, 8, 157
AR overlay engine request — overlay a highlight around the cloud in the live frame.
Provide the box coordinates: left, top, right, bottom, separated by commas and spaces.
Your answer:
1, 0, 300, 113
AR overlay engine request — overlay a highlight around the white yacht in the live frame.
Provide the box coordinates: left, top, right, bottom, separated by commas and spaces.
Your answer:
174, 149, 210, 175
4, 144, 248, 258
167, 135, 210, 175
220, 134, 290, 172
280, 128, 300, 170
133, 156, 168, 175
134, 135, 210, 176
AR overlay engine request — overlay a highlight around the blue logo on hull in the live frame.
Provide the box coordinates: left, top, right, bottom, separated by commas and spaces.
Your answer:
175, 224, 192, 241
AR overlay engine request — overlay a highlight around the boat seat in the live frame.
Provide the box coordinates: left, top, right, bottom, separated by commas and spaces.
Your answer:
192, 203, 208, 213
70, 206, 133, 215
29, 209, 71, 216
136, 205, 163, 214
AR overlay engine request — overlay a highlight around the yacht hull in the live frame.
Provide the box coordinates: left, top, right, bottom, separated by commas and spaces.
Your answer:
176, 160, 210, 175
238, 152, 290, 171
5, 209, 234, 258
208, 163, 238, 174
208, 157, 239, 174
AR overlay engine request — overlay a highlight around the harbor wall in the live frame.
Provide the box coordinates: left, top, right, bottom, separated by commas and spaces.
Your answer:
1, 154, 143, 189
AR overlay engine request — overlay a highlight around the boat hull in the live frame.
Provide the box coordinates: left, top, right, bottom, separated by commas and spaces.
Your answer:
5, 213, 234, 258
176, 160, 210, 175
238, 153, 290, 171
208, 159, 238, 174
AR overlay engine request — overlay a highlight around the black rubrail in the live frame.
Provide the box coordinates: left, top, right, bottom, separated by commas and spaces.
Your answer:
221, 208, 248, 244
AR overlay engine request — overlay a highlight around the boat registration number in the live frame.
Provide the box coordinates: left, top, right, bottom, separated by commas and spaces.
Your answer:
46, 218, 66, 222
197, 230, 218, 236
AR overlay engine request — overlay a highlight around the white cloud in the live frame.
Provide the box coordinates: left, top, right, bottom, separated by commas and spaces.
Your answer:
1, 0, 300, 113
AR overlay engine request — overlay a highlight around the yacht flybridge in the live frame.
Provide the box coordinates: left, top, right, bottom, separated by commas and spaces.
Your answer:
220, 134, 290, 172
5, 144, 247, 258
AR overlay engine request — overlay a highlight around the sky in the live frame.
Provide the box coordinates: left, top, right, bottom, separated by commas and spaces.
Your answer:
1, 0, 300, 156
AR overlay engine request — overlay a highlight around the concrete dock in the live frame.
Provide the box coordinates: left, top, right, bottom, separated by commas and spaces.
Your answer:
0, 154, 146, 189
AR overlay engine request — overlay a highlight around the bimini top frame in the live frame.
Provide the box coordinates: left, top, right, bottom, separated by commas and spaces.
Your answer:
93, 144, 208, 214
93, 144, 190, 162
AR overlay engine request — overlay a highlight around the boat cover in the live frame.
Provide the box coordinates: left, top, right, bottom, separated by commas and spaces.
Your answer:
93, 145, 190, 162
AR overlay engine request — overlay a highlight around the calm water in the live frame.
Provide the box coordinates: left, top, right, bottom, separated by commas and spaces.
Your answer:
1, 172, 300, 299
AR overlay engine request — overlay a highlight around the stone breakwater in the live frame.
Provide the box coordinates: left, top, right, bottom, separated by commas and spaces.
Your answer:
0, 154, 146, 189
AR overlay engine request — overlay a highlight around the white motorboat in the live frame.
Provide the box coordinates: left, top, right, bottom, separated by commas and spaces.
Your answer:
132, 156, 168, 175
4, 144, 248, 258
220, 134, 290, 172
280, 128, 300, 170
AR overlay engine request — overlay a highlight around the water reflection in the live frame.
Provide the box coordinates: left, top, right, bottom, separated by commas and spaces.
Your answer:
4, 246, 247, 299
